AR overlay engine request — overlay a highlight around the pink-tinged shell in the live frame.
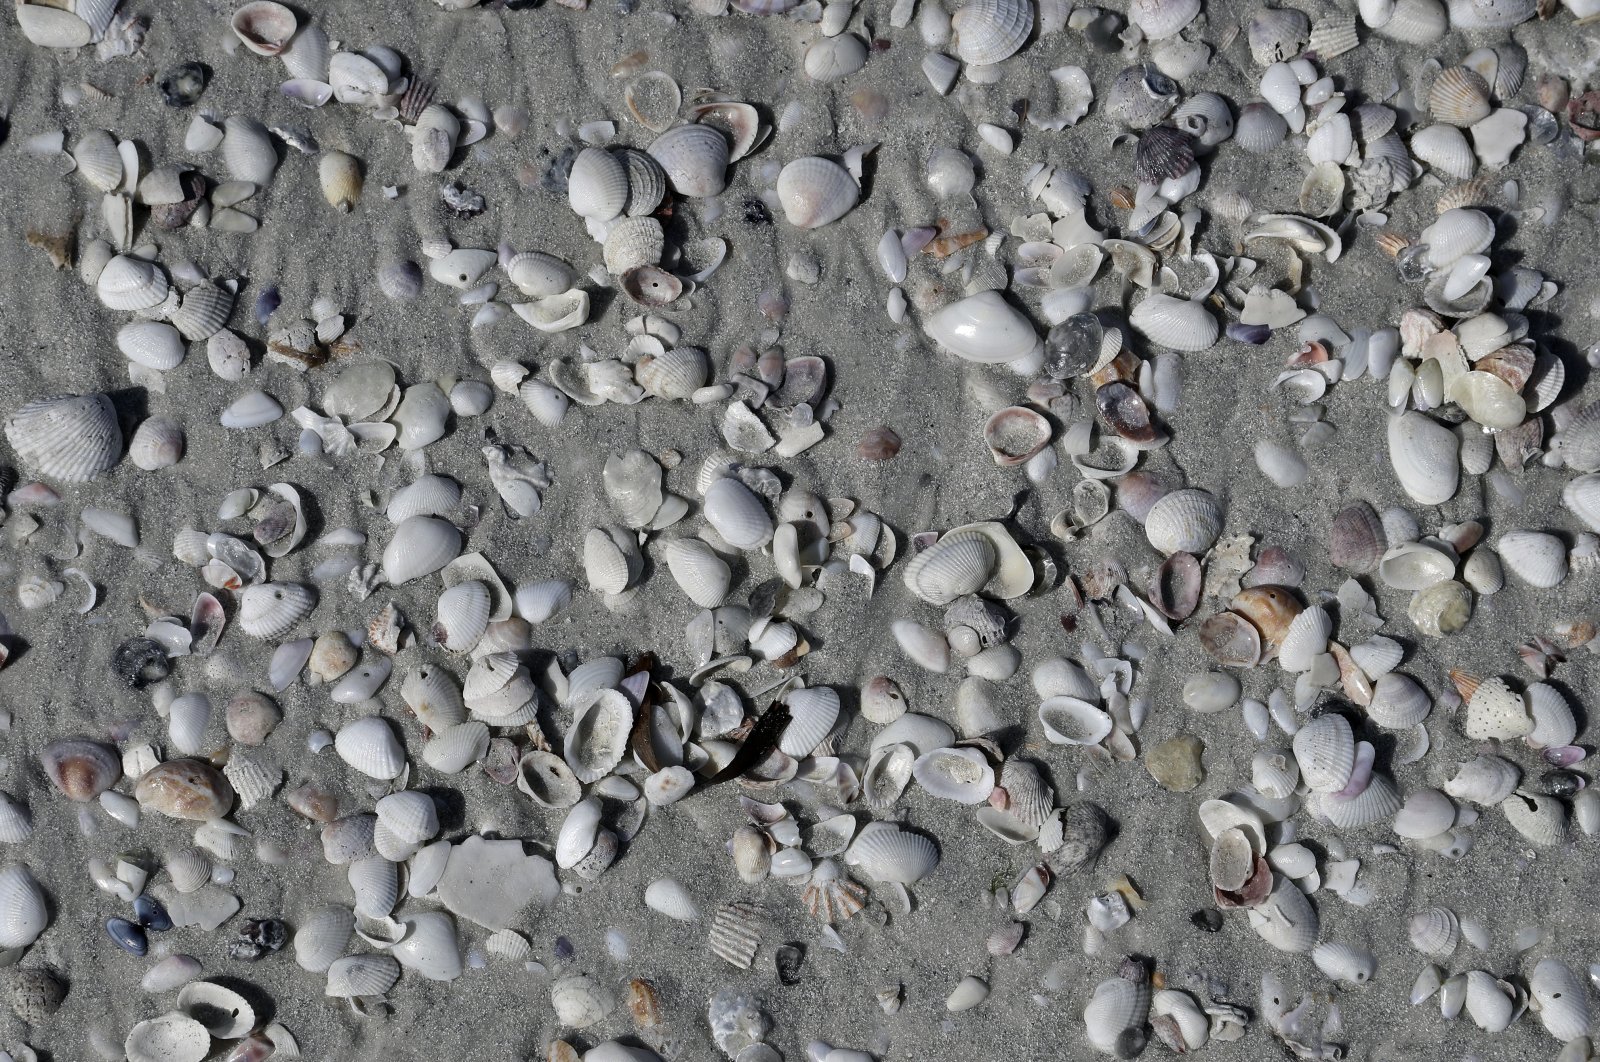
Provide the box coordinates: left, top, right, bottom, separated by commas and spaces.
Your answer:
983, 406, 1052, 465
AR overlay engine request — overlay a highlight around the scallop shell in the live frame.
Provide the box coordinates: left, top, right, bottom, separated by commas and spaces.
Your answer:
171, 284, 235, 341
4, 393, 122, 482
165, 847, 212, 894
564, 689, 632, 783
401, 665, 466, 731
294, 906, 354, 973
779, 686, 840, 758
433, 580, 491, 652
127, 416, 185, 471
1293, 713, 1355, 793
387, 475, 462, 524
117, 321, 185, 371
952, 0, 1034, 64
647, 124, 729, 198
1143, 488, 1222, 556
0, 865, 47, 949
1129, 293, 1220, 351
334, 716, 406, 780
1234, 102, 1289, 154
519, 379, 571, 427
1421, 208, 1495, 270
583, 527, 639, 594
1494, 530, 1567, 588
222, 116, 279, 186
636, 347, 709, 400
1366, 673, 1431, 727
1410, 124, 1476, 180
382, 516, 462, 584
567, 147, 629, 221
776, 156, 859, 229
845, 822, 939, 885
1530, 958, 1590, 1042
124, 1013, 210, 1062
1312, 942, 1377, 984
237, 583, 317, 639
1129, 0, 1200, 38
1431, 67, 1493, 127
325, 954, 400, 998
1526, 683, 1576, 749
347, 856, 401, 919
1376, 0, 1448, 41
903, 532, 996, 606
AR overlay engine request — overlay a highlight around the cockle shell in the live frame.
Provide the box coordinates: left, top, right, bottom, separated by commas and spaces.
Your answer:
1461, 674, 1532, 740
903, 531, 996, 605
0, 865, 48, 949
231, 1, 297, 55
1129, 0, 1200, 38
382, 516, 462, 584
1444, 754, 1520, 804
222, 116, 279, 186
1293, 713, 1355, 793
97, 254, 168, 311
952, 0, 1034, 63
1247, 874, 1319, 952
294, 906, 354, 973
845, 822, 939, 885
237, 583, 316, 639
433, 580, 491, 652
776, 157, 859, 229
1501, 790, 1567, 846
703, 477, 774, 550
334, 716, 406, 780
124, 1013, 210, 1062
664, 539, 732, 609
1530, 958, 1589, 1042
4, 394, 122, 482
1312, 942, 1377, 984
568, 147, 629, 221
647, 124, 729, 198
1144, 488, 1222, 555
1130, 293, 1220, 351
41, 738, 121, 801
1367, 673, 1431, 727
325, 954, 400, 999
73, 129, 123, 192
1494, 530, 1568, 588
1083, 974, 1151, 1054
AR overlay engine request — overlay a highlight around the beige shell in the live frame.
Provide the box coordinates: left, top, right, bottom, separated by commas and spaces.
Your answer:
602, 216, 665, 275
1429, 66, 1492, 127
776, 156, 859, 229
319, 150, 363, 212
231, 1, 298, 55
1144, 488, 1223, 556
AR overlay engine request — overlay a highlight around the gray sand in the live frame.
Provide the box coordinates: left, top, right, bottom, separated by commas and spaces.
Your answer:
2, 0, 1600, 1059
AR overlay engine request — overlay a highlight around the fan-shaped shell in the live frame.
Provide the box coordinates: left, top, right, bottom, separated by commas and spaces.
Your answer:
846, 822, 939, 884
117, 321, 186, 371
703, 477, 774, 550
1130, 293, 1220, 351
1277, 605, 1332, 671
603, 216, 665, 275
4, 393, 122, 482
334, 717, 405, 780
636, 347, 709, 400
387, 475, 461, 524
1293, 713, 1355, 793
237, 582, 316, 639
664, 539, 732, 609
1144, 488, 1223, 555
1407, 906, 1460, 957
0, 864, 48, 949
382, 516, 462, 584
1234, 103, 1289, 153
615, 147, 668, 216
171, 283, 235, 341
222, 116, 279, 186
97, 254, 169, 311
1083, 976, 1151, 1054
325, 954, 400, 998
401, 665, 466, 731
1367, 673, 1431, 727
1494, 530, 1567, 588
779, 686, 840, 758
294, 906, 353, 973
952, 0, 1035, 64
1129, 0, 1200, 38
776, 156, 859, 229
73, 129, 123, 192
433, 580, 491, 652
903, 531, 996, 605
1530, 958, 1589, 1042
165, 846, 212, 894
568, 147, 629, 221
1430, 66, 1492, 127
1421, 208, 1495, 270
647, 124, 729, 198
1462, 675, 1532, 740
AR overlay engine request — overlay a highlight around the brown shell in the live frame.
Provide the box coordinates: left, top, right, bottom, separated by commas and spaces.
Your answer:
1096, 381, 1159, 445
1150, 552, 1201, 621
1229, 585, 1303, 657
1329, 501, 1385, 572
134, 758, 235, 820
1475, 345, 1535, 392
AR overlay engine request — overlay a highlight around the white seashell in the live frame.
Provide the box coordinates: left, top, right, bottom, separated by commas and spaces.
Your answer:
864, 744, 915, 808
781, 686, 840, 757
423, 722, 491, 774
117, 320, 186, 371
1038, 696, 1113, 745
1462, 675, 1532, 740
1293, 713, 1355, 793
1312, 942, 1377, 984
1525, 683, 1576, 749
1143, 488, 1222, 555
1408, 906, 1461, 957
1387, 412, 1459, 505
96, 254, 168, 311
411, 105, 461, 173
124, 1013, 210, 1062
513, 579, 573, 625
1247, 873, 1319, 952
1494, 530, 1567, 588
222, 116, 279, 186
647, 124, 729, 198
167, 693, 212, 756
1151, 989, 1209, 1051
703, 477, 774, 550
386, 475, 461, 525
564, 689, 632, 783
171, 284, 235, 341
401, 665, 466, 732
635, 347, 709, 401
382, 516, 461, 584
1421, 208, 1495, 270
1393, 788, 1456, 839
375, 792, 439, 848
177, 981, 256, 1038
1129, 0, 1200, 38
325, 954, 400, 998
4, 393, 122, 482
219, 390, 283, 429
568, 147, 629, 220
1444, 754, 1520, 805
1530, 958, 1589, 1042
231, 1, 297, 55
393, 911, 462, 982
845, 821, 939, 884
1251, 750, 1299, 799
1083, 975, 1151, 1054
1501, 790, 1567, 846
505, 251, 576, 298
73, 129, 123, 191
953, 0, 1035, 63
891, 620, 950, 673
165, 847, 212, 894
1410, 124, 1476, 180
776, 157, 860, 229
552, 973, 615, 1027
923, 290, 1043, 364
485, 928, 531, 960
295, 907, 355, 973
141, 954, 203, 993
237, 583, 316, 638
912, 746, 995, 804
1129, 293, 1220, 351
1276, 605, 1331, 672
804, 34, 868, 81
1464, 970, 1515, 1032
0, 864, 49, 948
1376, 0, 1448, 41
334, 716, 405, 780
347, 856, 401, 920
644, 878, 699, 922
513, 290, 590, 333
1367, 673, 1431, 727
903, 532, 996, 605
433, 580, 491, 652
0, 795, 31, 845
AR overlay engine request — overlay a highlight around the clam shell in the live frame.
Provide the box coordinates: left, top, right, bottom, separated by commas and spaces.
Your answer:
1367, 673, 1431, 727
1144, 488, 1222, 555
845, 821, 939, 885
1129, 293, 1220, 351
0, 865, 48, 949
1312, 942, 1377, 984
617, 147, 669, 216
568, 147, 629, 221
904, 531, 996, 605
664, 539, 732, 608
1411, 123, 1476, 180
129, 416, 185, 470
73, 129, 123, 191
519, 378, 571, 426
124, 1013, 210, 1062
423, 722, 491, 774
97, 254, 169, 311
1376, 0, 1448, 41
325, 954, 400, 998
647, 124, 729, 198
237, 583, 317, 639
776, 156, 859, 229
117, 321, 186, 371
1530, 958, 1589, 1042
1494, 530, 1567, 588
564, 689, 632, 783
231, 1, 297, 55
505, 251, 575, 297
703, 477, 774, 550
636, 347, 709, 400
1526, 683, 1576, 749
1038, 696, 1113, 745
1443, 754, 1520, 804
952, 0, 1034, 63
1083, 976, 1151, 1054
1501, 790, 1567, 846
513, 289, 590, 333
294, 906, 355, 973
1234, 102, 1289, 154
1247, 873, 1319, 952
1387, 412, 1459, 505
171, 284, 235, 341
864, 744, 915, 808
513, 578, 573, 624
177, 981, 255, 1038
222, 116, 279, 186
382, 516, 462, 584
1293, 713, 1355, 793
401, 664, 466, 731
1430, 66, 1493, 127
165, 847, 212, 894
42, 738, 121, 800
334, 716, 405, 780
347, 856, 400, 919
602, 216, 665, 275
4, 393, 122, 482
387, 475, 462, 524
1462, 675, 1531, 740
433, 580, 491, 652
912, 746, 995, 804
923, 290, 1042, 364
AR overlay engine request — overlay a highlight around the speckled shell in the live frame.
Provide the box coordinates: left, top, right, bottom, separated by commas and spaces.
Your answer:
4, 393, 122, 482
134, 759, 234, 821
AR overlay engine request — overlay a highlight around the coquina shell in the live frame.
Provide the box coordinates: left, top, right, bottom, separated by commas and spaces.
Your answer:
237, 583, 317, 639
4, 393, 122, 482
647, 124, 730, 198
952, 0, 1034, 64
776, 157, 859, 229
0, 865, 49, 948
1143, 488, 1222, 555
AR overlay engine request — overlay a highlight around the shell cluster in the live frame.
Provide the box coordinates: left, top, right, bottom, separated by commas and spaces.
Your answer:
3, 0, 1600, 1058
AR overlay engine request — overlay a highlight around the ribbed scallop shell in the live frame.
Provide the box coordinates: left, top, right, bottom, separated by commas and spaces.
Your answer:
117, 320, 186, 370
97, 254, 168, 311
602, 216, 665, 275
1526, 683, 1576, 749
582, 528, 633, 594
564, 689, 632, 783
1234, 103, 1289, 154
237, 583, 316, 638
846, 822, 939, 884
1312, 942, 1377, 983
1407, 906, 1460, 957
1367, 672, 1431, 727
776, 156, 859, 229
124, 1013, 210, 1062
423, 721, 491, 773
780, 686, 840, 758
5, 393, 122, 482
616, 147, 668, 217
1276, 605, 1332, 672
1494, 530, 1567, 588
294, 906, 354, 973
325, 954, 399, 997
222, 116, 279, 186
165, 846, 212, 894
952, 0, 1034, 64
1444, 754, 1520, 804
334, 716, 405, 780
1129, 0, 1200, 38
401, 665, 466, 731
170, 283, 235, 341
1430, 67, 1492, 127
347, 856, 400, 919
664, 538, 732, 609
703, 477, 774, 550
1421, 207, 1495, 269
513, 578, 572, 625
1501, 790, 1567, 846
382, 516, 462, 584
73, 129, 123, 192
0, 864, 49, 949
1307, 13, 1359, 57
1376, 0, 1447, 41
1129, 293, 1220, 351
1530, 959, 1590, 1042
1350, 635, 1403, 680
1293, 713, 1355, 793
167, 693, 212, 756
904, 531, 996, 605
635, 347, 708, 400
567, 147, 628, 221
1083, 976, 1151, 1052
1320, 773, 1402, 827
1143, 488, 1222, 556
375, 792, 439, 847
647, 124, 729, 198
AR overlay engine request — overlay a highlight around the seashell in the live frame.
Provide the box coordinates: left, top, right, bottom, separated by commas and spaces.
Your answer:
325, 954, 400, 999
923, 290, 1042, 365
636, 347, 708, 400
703, 477, 774, 550
846, 822, 939, 885
505, 251, 575, 299
400, 664, 466, 732
513, 579, 573, 625
222, 117, 279, 186
1234, 102, 1289, 154
319, 150, 362, 212
171, 284, 235, 342
1135, 126, 1195, 186
0, 865, 48, 949
1530, 958, 1589, 1042
42, 738, 121, 800
1129, 0, 1200, 38
1276, 605, 1331, 673
387, 475, 461, 524
1247, 873, 1319, 952
1083, 974, 1151, 1054
1494, 530, 1567, 588
1199, 612, 1263, 668
1410, 124, 1475, 181
5, 393, 122, 482
347, 856, 400, 919
177, 981, 255, 1038
294, 906, 354, 974
1430, 67, 1493, 128
644, 879, 699, 922
1501, 790, 1567, 846
1248, 7, 1310, 65
129, 417, 185, 470
237, 583, 316, 639
1407, 906, 1461, 958
1038, 696, 1113, 745
1461, 674, 1531, 740
165, 847, 212, 894
97, 254, 169, 311
984, 406, 1052, 465
864, 744, 915, 808
904, 532, 996, 605
1387, 412, 1459, 505
231, 1, 297, 55
1421, 208, 1494, 271
583, 527, 641, 594
1129, 293, 1220, 351
776, 157, 859, 229
135, 759, 233, 821
647, 124, 729, 198
804, 34, 868, 81
911, 746, 994, 804
1367, 673, 1431, 727
1526, 684, 1576, 749
568, 147, 629, 221
423, 722, 491, 774
891, 620, 950, 673
564, 689, 632, 783
1293, 713, 1355, 793
1445, 753, 1520, 805
1312, 942, 1377, 984
1307, 13, 1359, 58
621, 265, 683, 307
124, 1013, 210, 1062
953, 0, 1035, 63
117, 320, 186, 371
708, 903, 763, 969
334, 716, 406, 780
513, 289, 590, 333
410, 105, 460, 172
1251, 749, 1300, 799
603, 217, 664, 275
1449, 0, 1536, 26
1376, 0, 1447, 41
377, 260, 424, 301
433, 580, 491, 652
1409, 579, 1473, 637
392, 912, 462, 982
382, 516, 462, 584
1329, 501, 1386, 573
1393, 787, 1456, 839
73, 129, 123, 192
1143, 488, 1222, 555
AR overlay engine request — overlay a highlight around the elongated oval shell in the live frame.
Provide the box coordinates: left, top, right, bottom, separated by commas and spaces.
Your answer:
4, 394, 122, 482
664, 539, 732, 609
1387, 412, 1459, 505
923, 290, 1042, 364
703, 477, 774, 550
382, 516, 462, 584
